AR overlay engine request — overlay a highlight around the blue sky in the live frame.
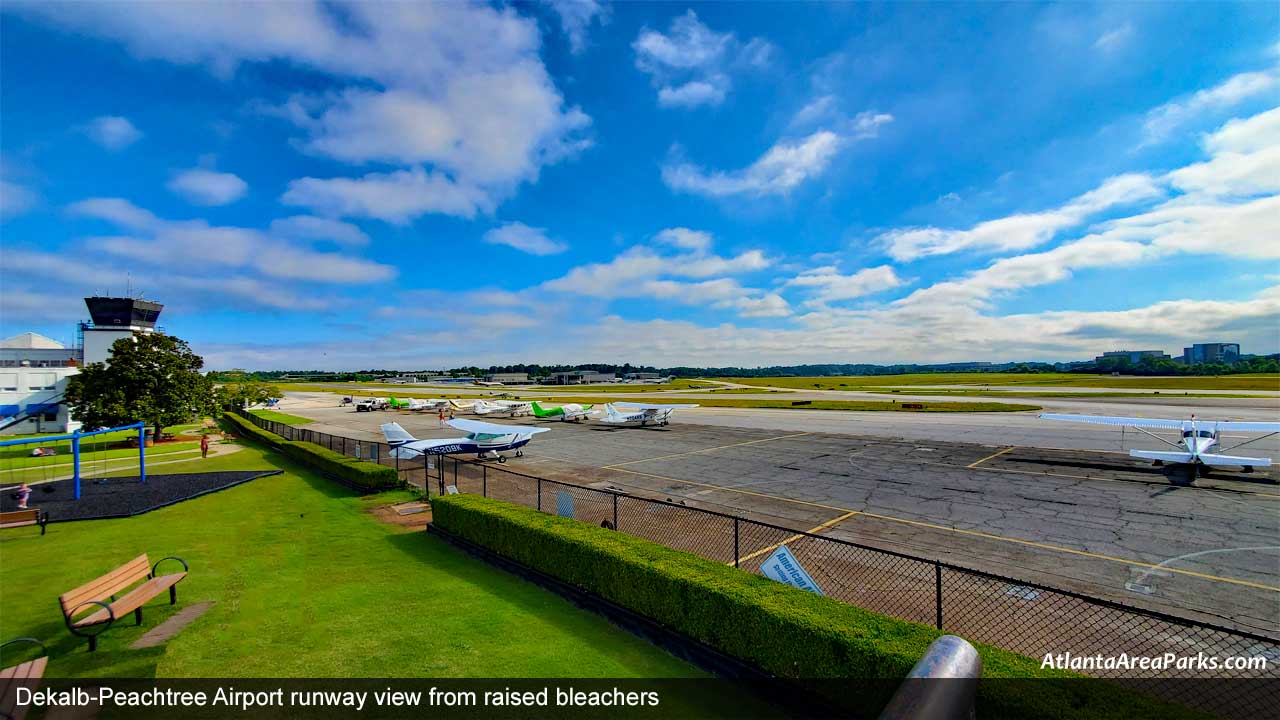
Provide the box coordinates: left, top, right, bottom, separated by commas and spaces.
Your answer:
1, 1, 1277, 369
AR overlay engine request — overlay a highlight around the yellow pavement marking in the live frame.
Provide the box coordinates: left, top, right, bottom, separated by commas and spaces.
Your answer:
967, 446, 1015, 468
735, 511, 859, 565
602, 432, 811, 469
605, 467, 1280, 592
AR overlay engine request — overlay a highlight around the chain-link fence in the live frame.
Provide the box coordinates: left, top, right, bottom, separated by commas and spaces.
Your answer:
237, 412, 1279, 717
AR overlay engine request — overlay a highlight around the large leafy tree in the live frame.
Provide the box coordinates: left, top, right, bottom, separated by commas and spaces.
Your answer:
65, 333, 216, 440
216, 380, 280, 411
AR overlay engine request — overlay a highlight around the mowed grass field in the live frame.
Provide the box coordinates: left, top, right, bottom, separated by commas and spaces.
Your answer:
726, 373, 1280, 391
0, 444, 701, 679
248, 409, 315, 425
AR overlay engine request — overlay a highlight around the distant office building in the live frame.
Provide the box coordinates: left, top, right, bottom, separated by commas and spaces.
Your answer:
1094, 350, 1170, 365
547, 370, 616, 385
0, 334, 81, 435
485, 373, 529, 384
1182, 343, 1240, 365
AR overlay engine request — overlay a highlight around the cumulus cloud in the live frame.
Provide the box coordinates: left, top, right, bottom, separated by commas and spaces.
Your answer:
1141, 69, 1278, 146
784, 265, 905, 306
269, 216, 370, 246
655, 227, 713, 252
880, 173, 1165, 261
482, 222, 568, 256
281, 168, 493, 223
68, 197, 396, 283
0, 180, 37, 219
547, 0, 610, 54
663, 130, 848, 197
15, 1, 591, 222
167, 168, 248, 206
633, 10, 774, 109
83, 115, 142, 150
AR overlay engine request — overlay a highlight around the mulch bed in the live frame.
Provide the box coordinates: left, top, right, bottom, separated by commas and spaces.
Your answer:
0, 471, 281, 522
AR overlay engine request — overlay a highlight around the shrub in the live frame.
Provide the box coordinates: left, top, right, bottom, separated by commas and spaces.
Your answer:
431, 495, 1206, 720
222, 411, 285, 448
280, 441, 401, 492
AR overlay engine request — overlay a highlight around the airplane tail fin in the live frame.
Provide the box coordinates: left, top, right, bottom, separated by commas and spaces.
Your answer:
530, 401, 548, 416
1197, 453, 1272, 467
381, 422, 416, 446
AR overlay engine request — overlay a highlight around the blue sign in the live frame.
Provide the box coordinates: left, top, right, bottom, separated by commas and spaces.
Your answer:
760, 544, 824, 595
556, 491, 575, 519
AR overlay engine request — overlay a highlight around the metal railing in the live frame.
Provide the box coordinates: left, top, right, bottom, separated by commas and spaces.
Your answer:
237, 412, 1279, 718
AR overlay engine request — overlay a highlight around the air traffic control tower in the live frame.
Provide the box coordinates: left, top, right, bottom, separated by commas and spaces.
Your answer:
80, 296, 164, 365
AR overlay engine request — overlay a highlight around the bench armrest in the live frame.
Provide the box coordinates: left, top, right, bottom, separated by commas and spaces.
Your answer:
0, 636, 46, 658
151, 555, 189, 578
65, 600, 115, 635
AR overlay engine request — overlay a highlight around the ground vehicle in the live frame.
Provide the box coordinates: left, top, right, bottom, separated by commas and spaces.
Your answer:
355, 398, 388, 412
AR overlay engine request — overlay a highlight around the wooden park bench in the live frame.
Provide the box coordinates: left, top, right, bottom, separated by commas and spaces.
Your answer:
1, 638, 47, 720
0, 510, 47, 536
59, 554, 189, 651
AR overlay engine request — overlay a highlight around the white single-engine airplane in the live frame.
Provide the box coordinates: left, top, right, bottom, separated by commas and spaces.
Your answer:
381, 418, 548, 463
598, 401, 700, 427
472, 399, 534, 417
1040, 413, 1280, 476
407, 398, 450, 412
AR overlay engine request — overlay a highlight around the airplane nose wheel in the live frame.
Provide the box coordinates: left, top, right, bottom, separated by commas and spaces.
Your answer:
515, 450, 523, 457
498, 455, 507, 464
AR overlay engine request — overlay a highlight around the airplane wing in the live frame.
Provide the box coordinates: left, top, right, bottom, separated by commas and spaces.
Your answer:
1210, 421, 1280, 433
613, 402, 701, 410
1038, 414, 1187, 430
446, 417, 551, 435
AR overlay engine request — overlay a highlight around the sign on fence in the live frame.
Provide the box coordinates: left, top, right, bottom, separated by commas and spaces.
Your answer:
556, 491, 575, 519
760, 544, 824, 595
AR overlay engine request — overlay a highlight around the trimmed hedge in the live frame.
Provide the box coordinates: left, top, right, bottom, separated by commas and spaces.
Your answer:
280, 440, 400, 492
222, 411, 285, 448
222, 412, 400, 492
432, 494, 1207, 720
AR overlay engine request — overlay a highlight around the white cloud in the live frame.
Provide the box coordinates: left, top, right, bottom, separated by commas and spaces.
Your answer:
881, 173, 1164, 261
269, 216, 369, 247
1166, 108, 1280, 198
281, 168, 492, 223
633, 10, 773, 109
17, 1, 591, 221
784, 265, 904, 305
167, 168, 248, 206
83, 116, 142, 150
1093, 23, 1132, 52
658, 79, 727, 109
547, 0, 609, 54
0, 180, 37, 219
1141, 70, 1279, 146
1205, 107, 1280, 155
655, 227, 713, 252
663, 130, 850, 197
68, 197, 396, 284
482, 222, 568, 256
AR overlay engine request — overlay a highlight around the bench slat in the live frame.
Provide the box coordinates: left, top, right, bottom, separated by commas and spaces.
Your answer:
0, 510, 38, 524
59, 555, 150, 613
72, 573, 187, 627
0, 521, 37, 529
0, 656, 46, 720
0, 656, 46, 680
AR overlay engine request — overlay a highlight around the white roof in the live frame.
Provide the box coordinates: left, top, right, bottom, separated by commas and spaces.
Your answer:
0, 332, 65, 349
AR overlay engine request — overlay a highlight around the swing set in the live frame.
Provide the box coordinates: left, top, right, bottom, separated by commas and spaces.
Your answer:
0, 422, 147, 500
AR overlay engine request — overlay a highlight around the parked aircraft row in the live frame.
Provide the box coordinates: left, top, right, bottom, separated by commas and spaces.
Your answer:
361, 395, 698, 427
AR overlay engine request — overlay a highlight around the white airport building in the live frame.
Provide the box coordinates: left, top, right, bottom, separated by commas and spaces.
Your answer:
0, 296, 164, 435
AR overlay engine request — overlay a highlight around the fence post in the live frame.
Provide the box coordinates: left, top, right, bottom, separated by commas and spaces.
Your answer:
395, 451, 400, 473
482, 465, 487, 497
734, 516, 740, 568
438, 459, 444, 496
342, 436, 347, 456
612, 494, 618, 530
537, 478, 542, 511
935, 561, 943, 630
453, 457, 458, 488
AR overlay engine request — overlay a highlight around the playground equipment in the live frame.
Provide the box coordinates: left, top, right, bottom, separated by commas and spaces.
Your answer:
0, 422, 147, 500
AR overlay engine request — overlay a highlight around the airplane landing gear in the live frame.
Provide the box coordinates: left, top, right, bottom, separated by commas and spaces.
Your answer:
1242, 465, 1254, 473
515, 449, 523, 457
1152, 460, 1163, 466
498, 455, 507, 464
1197, 464, 1211, 478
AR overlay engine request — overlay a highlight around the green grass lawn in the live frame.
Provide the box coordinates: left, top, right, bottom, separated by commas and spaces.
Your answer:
727, 373, 1280, 391
248, 409, 315, 425
0, 445, 702, 679
1, 442, 201, 485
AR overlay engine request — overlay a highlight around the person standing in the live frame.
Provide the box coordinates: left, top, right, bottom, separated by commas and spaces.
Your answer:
438, 409, 446, 428
200, 433, 211, 459
16, 482, 31, 509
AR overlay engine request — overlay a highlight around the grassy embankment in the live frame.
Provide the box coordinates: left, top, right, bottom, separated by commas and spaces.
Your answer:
0, 442, 701, 678
726, 373, 1280, 392
247, 409, 315, 425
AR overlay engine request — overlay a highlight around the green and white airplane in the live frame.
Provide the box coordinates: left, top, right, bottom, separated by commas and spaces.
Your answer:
530, 401, 594, 422
386, 396, 413, 410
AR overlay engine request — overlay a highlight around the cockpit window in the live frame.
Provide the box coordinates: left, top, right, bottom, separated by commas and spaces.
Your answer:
1181, 430, 1215, 438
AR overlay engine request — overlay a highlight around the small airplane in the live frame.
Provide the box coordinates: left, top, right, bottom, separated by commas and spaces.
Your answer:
598, 401, 699, 427
449, 399, 478, 412
473, 400, 533, 417
530, 401, 593, 422
386, 396, 413, 410
381, 418, 548, 463
1039, 414, 1280, 476
406, 398, 450, 412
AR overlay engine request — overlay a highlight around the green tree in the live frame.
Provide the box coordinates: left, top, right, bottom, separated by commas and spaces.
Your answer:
216, 380, 281, 411
65, 333, 216, 441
